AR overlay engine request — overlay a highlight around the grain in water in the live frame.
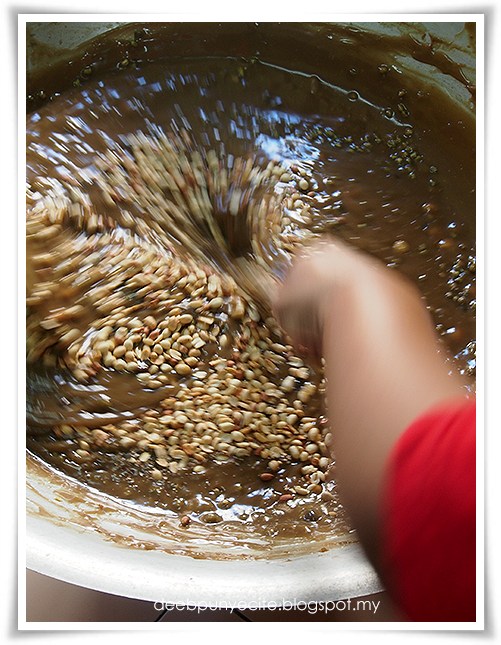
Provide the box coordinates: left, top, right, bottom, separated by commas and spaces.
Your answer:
26, 22, 475, 550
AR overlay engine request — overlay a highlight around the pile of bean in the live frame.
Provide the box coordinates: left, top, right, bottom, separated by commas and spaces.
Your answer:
26, 129, 331, 494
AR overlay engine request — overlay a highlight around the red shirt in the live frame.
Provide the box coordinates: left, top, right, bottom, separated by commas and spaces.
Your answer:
382, 399, 477, 622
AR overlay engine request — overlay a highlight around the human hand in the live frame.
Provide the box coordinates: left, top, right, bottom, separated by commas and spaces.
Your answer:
272, 235, 392, 358
272, 235, 469, 564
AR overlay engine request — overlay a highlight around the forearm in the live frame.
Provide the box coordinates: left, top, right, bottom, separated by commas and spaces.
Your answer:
272, 237, 471, 571
321, 264, 468, 568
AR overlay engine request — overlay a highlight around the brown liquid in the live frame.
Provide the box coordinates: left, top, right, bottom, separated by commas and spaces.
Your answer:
26, 22, 475, 553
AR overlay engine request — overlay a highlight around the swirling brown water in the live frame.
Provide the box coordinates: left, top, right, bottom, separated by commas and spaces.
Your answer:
26, 23, 475, 554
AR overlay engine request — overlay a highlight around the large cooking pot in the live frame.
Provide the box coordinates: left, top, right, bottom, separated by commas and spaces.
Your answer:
25, 19, 476, 606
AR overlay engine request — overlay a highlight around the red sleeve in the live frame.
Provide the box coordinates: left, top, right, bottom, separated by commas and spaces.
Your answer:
382, 399, 477, 622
